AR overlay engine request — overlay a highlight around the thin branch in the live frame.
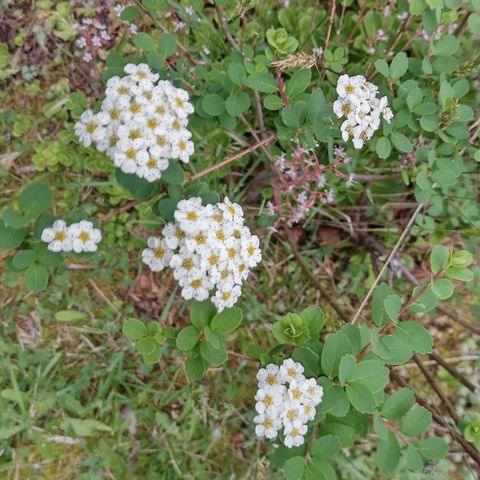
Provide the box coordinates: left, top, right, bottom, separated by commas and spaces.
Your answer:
324, 0, 337, 53
351, 202, 425, 324
412, 353, 460, 423
428, 351, 477, 393
185, 134, 276, 183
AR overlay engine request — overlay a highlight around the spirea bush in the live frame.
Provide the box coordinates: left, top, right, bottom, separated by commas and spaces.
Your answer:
1, 0, 480, 478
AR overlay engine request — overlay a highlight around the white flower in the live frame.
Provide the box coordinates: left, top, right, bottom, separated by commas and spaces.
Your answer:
299, 400, 317, 422
287, 379, 307, 407
142, 237, 173, 271
212, 281, 242, 312
284, 420, 307, 448
218, 197, 244, 224
162, 223, 186, 250
280, 358, 305, 384
241, 234, 262, 268
300, 378, 324, 405
41, 220, 72, 252
75, 109, 102, 147
334, 73, 392, 149
257, 363, 285, 389
69, 220, 102, 253
180, 268, 212, 301
254, 413, 282, 439
174, 197, 207, 233
170, 247, 200, 281
255, 386, 286, 415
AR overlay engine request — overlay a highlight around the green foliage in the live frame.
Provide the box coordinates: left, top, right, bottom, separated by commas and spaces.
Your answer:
122, 318, 168, 364
266, 27, 298, 55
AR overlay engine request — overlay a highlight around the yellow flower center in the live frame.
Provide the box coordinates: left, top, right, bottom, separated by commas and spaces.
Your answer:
182, 258, 194, 269
154, 247, 165, 258
156, 136, 166, 146
227, 206, 236, 215
263, 418, 273, 429
172, 120, 181, 131
175, 97, 184, 107
216, 230, 225, 241
291, 427, 299, 437
195, 233, 207, 245
79, 231, 90, 243
264, 395, 274, 407
109, 108, 120, 120
191, 279, 202, 289
147, 118, 158, 129
54, 231, 66, 242
221, 291, 231, 301
186, 211, 198, 222
175, 229, 185, 240
220, 268, 230, 279
147, 158, 157, 169
247, 245, 255, 257
209, 254, 219, 266
345, 83, 356, 95
86, 121, 97, 134
178, 140, 186, 151
287, 368, 297, 378
266, 374, 277, 385
156, 105, 166, 115
129, 102, 141, 114
227, 247, 236, 259
213, 214, 222, 222
126, 148, 137, 160
292, 388, 302, 400
129, 129, 141, 140
341, 103, 352, 115
287, 410, 296, 422
136, 71, 147, 79
118, 86, 129, 95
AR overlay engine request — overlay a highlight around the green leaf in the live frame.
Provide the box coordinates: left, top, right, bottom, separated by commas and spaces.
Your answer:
390, 52, 409, 79
310, 435, 341, 460
468, 13, 480, 35
204, 326, 220, 349
305, 458, 336, 480
190, 299, 216, 330
285, 69, 311, 99
407, 444, 424, 471
384, 294, 402, 322
55, 310, 88, 322
68, 418, 112, 437
202, 93, 225, 116
346, 382, 376, 413
115, 168, 159, 199
3, 208, 29, 228
136, 337, 156, 355
122, 318, 147, 340
186, 355, 206, 381
408, 287, 438, 313
292, 344, 321, 377
225, 92, 251, 117
451, 250, 473, 268
210, 307, 243, 336
263, 94, 283, 110
376, 137, 392, 159
245, 72, 278, 93
19, 183, 52, 217
120, 5, 138, 21
401, 406, 432, 436
391, 132, 413, 153
143, 343, 161, 364
395, 321, 433, 354
134, 32, 157, 52
24, 264, 48, 292
228, 62, 246, 86
282, 108, 300, 129
444, 267, 474, 282
160, 161, 183, 185
416, 437, 449, 460
431, 278, 454, 299
12, 250, 35, 270
36, 248, 63, 267
176, 326, 200, 351
432, 34, 460, 56
157, 198, 177, 222
349, 359, 390, 393
321, 332, 354, 377
299, 306, 324, 338
430, 245, 449, 274
374, 59, 390, 77
339, 354, 355, 386
199, 341, 228, 366
375, 431, 400, 473
381, 388, 415, 420
283, 456, 305, 480
158, 33, 177, 59
372, 283, 395, 327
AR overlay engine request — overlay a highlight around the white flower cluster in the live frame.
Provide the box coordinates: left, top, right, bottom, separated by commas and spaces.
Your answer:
75, 63, 194, 182
333, 74, 393, 149
141, 197, 261, 312
254, 359, 323, 448
41, 220, 102, 253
